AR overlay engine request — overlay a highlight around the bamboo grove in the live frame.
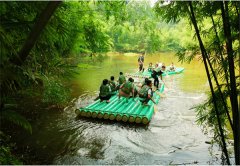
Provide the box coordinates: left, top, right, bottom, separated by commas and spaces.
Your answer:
155, 1, 239, 164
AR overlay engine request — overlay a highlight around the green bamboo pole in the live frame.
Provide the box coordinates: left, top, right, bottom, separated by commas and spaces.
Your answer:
75, 98, 100, 116
142, 104, 155, 124
75, 108, 81, 116
81, 96, 117, 117
134, 85, 162, 123
135, 105, 149, 123
102, 98, 125, 119
116, 100, 131, 121
138, 94, 160, 124
93, 96, 119, 119
129, 104, 142, 123
91, 96, 119, 119
79, 99, 103, 117
92, 97, 123, 119
108, 98, 127, 120
82, 102, 107, 117
114, 98, 136, 121
121, 99, 141, 122
121, 101, 138, 122
95, 97, 119, 120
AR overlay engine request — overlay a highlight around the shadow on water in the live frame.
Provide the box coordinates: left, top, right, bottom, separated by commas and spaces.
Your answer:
10, 53, 223, 164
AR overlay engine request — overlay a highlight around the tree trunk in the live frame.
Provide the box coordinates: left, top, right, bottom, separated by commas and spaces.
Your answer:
188, 2, 230, 164
13, 1, 62, 66
221, 2, 240, 164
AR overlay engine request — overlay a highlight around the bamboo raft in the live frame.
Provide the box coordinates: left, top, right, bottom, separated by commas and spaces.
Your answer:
75, 83, 165, 124
126, 67, 184, 78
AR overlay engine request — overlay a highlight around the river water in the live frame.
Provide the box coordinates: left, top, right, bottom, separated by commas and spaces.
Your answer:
14, 52, 222, 164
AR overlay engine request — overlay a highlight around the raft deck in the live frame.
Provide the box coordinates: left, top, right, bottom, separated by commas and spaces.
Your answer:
126, 67, 184, 78
75, 83, 165, 124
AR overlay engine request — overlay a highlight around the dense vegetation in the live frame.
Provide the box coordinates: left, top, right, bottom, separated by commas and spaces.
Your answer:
154, 1, 239, 164
0, 0, 239, 164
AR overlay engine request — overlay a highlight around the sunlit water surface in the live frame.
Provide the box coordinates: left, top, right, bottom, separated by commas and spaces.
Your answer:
15, 52, 223, 164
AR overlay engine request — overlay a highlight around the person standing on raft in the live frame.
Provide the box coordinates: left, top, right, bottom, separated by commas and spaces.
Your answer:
151, 64, 166, 90
109, 76, 117, 95
138, 52, 145, 72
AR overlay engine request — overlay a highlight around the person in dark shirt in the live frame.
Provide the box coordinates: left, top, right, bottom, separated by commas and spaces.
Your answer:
138, 80, 156, 105
151, 65, 166, 89
99, 79, 111, 103
109, 76, 117, 95
138, 52, 145, 72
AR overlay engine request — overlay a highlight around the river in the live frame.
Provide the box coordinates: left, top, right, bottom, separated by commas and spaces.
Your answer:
13, 52, 222, 164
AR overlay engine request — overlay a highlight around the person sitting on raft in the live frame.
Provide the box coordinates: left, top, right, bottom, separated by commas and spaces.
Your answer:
99, 79, 112, 103
118, 77, 135, 100
109, 76, 117, 95
138, 80, 156, 106
131, 78, 138, 98
141, 78, 149, 88
162, 63, 166, 69
116, 72, 126, 90
169, 62, 176, 71
148, 62, 154, 72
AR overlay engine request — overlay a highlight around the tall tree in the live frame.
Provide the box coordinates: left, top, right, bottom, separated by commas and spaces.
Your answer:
13, 1, 61, 66
187, 2, 230, 164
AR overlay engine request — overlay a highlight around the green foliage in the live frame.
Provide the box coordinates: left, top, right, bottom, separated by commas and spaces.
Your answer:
42, 79, 70, 105
1, 110, 32, 134
0, 145, 22, 165
155, 3, 239, 162
194, 89, 230, 140
105, 0, 196, 53
0, 132, 22, 164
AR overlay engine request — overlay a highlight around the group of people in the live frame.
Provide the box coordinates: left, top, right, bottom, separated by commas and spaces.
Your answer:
138, 52, 175, 73
98, 53, 176, 105
99, 72, 156, 106
148, 62, 176, 89
148, 62, 175, 72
